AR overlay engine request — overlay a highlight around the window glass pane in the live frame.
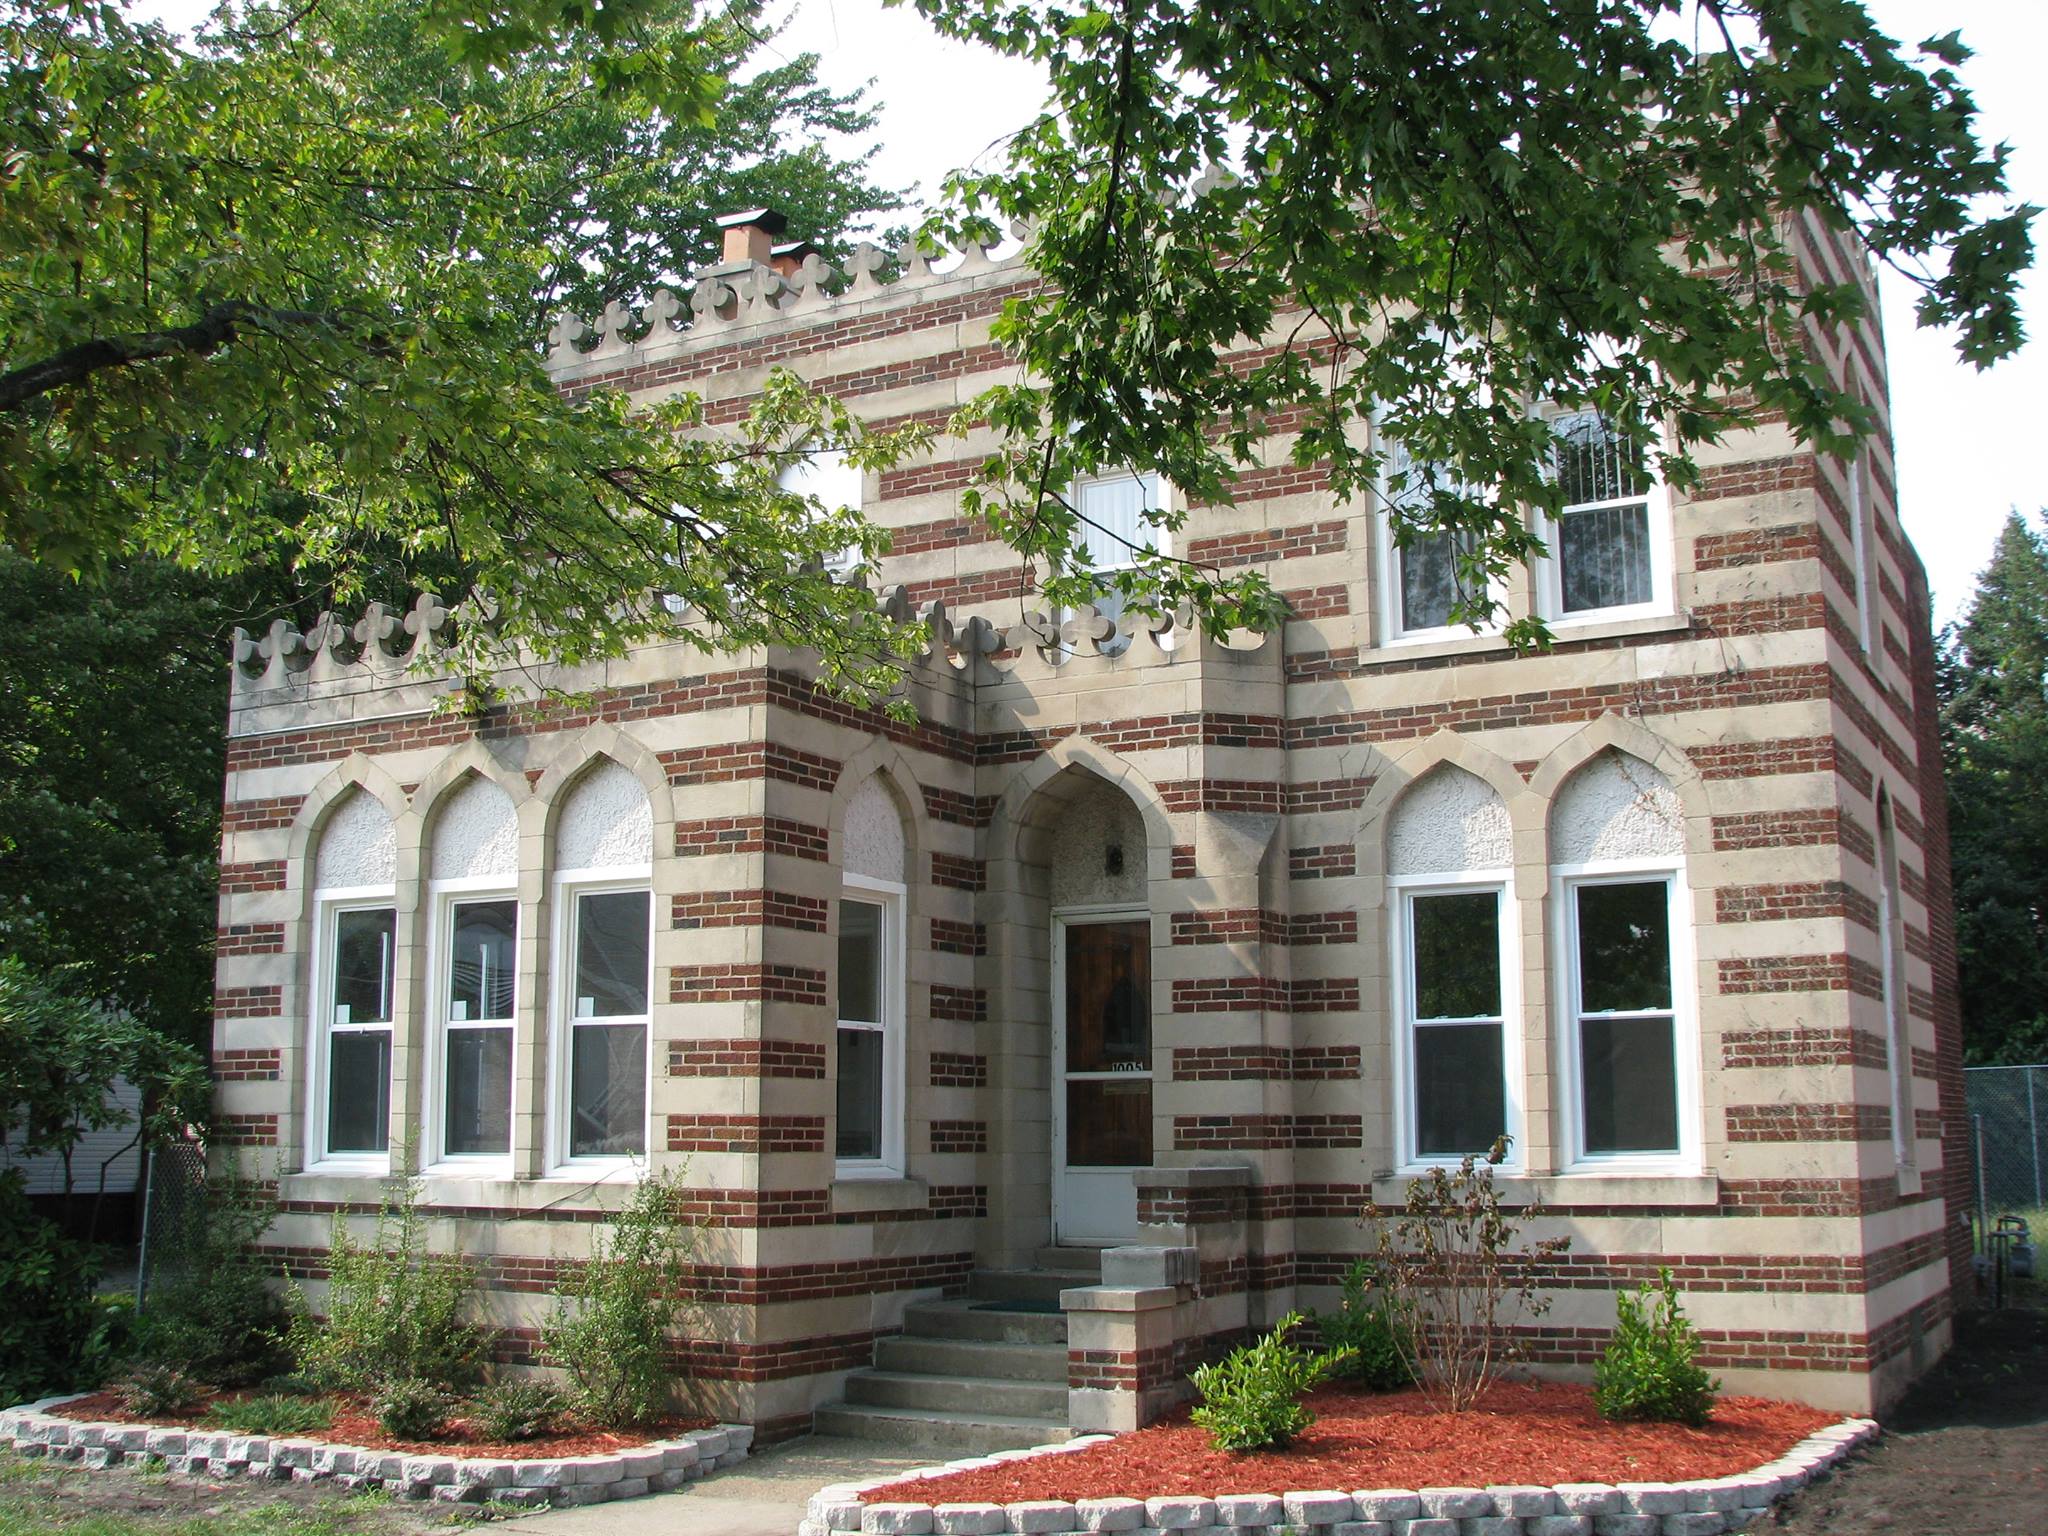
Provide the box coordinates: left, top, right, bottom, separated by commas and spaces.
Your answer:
333, 908, 395, 1024
836, 1025, 884, 1160
1065, 1078, 1153, 1167
574, 891, 649, 1018
327, 1029, 390, 1154
1552, 410, 1651, 506
1560, 503, 1652, 612
1581, 1014, 1679, 1153
1076, 474, 1153, 572
444, 1027, 512, 1156
570, 1023, 645, 1157
1411, 892, 1501, 1019
1399, 529, 1479, 631
838, 899, 883, 1024
1576, 881, 1673, 1013
1065, 921, 1151, 1073
1414, 1022, 1505, 1157
449, 900, 516, 1022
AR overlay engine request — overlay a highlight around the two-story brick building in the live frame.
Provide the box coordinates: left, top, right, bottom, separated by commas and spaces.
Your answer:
214, 206, 1966, 1447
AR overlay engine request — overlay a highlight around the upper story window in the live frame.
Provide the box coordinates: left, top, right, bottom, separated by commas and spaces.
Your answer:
1538, 409, 1669, 623
1070, 470, 1164, 652
1377, 434, 1495, 643
310, 789, 398, 1168
550, 760, 653, 1170
1549, 750, 1696, 1171
1387, 766, 1518, 1166
778, 446, 864, 578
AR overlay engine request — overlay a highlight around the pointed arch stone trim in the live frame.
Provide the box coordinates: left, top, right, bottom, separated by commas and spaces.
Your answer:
284, 754, 413, 901
1351, 730, 1532, 885
529, 723, 676, 851
1526, 712, 1709, 865
985, 734, 1176, 874
825, 737, 931, 869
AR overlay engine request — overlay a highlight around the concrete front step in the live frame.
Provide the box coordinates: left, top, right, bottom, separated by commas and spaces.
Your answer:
968, 1268, 1097, 1305
902, 1299, 1067, 1346
874, 1334, 1068, 1382
811, 1402, 1075, 1456
844, 1369, 1069, 1419
1031, 1245, 1108, 1275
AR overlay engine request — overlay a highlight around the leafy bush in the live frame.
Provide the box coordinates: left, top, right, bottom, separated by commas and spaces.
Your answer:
0, 1171, 105, 1403
1370, 1135, 1571, 1412
471, 1379, 565, 1442
287, 1170, 490, 1394
132, 1178, 287, 1386
204, 1393, 334, 1435
1594, 1269, 1719, 1426
257, 1371, 330, 1398
541, 1170, 698, 1428
114, 1363, 205, 1418
1189, 1312, 1352, 1452
1312, 1260, 1413, 1391
374, 1378, 451, 1441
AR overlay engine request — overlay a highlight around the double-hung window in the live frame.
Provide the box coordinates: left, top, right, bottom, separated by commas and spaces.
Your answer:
1071, 470, 1162, 652
560, 885, 651, 1162
317, 900, 396, 1161
1563, 874, 1688, 1162
778, 446, 865, 579
836, 875, 904, 1174
1395, 882, 1515, 1162
1541, 409, 1667, 621
1377, 434, 1493, 641
436, 893, 517, 1162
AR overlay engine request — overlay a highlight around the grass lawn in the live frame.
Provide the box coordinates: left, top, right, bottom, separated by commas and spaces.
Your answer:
0, 1450, 501, 1535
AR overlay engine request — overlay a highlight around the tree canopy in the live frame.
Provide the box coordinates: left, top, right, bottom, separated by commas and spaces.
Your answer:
1940, 512, 2048, 1065
0, 0, 2034, 678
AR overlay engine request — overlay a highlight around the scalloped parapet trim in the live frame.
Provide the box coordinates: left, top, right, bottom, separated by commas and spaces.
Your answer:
544, 225, 1033, 379
226, 584, 1273, 702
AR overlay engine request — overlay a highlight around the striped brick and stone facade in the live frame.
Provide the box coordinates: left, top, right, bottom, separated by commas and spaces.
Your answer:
213, 208, 1964, 1438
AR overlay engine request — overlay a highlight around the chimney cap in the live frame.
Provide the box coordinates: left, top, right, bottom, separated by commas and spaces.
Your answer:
716, 207, 789, 236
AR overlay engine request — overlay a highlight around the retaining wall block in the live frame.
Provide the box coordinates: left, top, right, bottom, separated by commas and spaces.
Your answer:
1329, 1522, 1394, 1536
551, 1484, 610, 1507
1591, 1517, 1662, 1536
1618, 1486, 1687, 1516
1660, 1515, 1728, 1536
564, 1455, 625, 1486
1213, 1494, 1283, 1527
1553, 1487, 1625, 1517
932, 1503, 1006, 1535
80, 1447, 121, 1470
1678, 1481, 1749, 1513
1353, 1492, 1424, 1521
862, 1506, 938, 1535
513, 1458, 572, 1488
612, 1477, 651, 1500
1489, 1488, 1558, 1517
1418, 1490, 1492, 1519
1463, 1518, 1525, 1536
649, 1468, 694, 1493
618, 1448, 666, 1480
1145, 1498, 1220, 1530
1076, 1495, 1147, 1532
1007, 1501, 1080, 1533
1524, 1519, 1594, 1536
661, 1441, 702, 1472
1389, 1519, 1459, 1536
1287, 1491, 1357, 1525
693, 1428, 732, 1458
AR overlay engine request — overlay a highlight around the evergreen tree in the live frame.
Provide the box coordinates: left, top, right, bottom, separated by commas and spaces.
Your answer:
1940, 512, 2048, 1064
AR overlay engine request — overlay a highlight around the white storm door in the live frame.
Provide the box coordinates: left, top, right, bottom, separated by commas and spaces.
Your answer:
1051, 913, 1153, 1243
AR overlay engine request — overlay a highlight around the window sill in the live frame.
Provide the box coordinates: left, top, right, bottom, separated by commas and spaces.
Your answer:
831, 1173, 927, 1217
1373, 1170, 1717, 1209
1357, 609, 1688, 671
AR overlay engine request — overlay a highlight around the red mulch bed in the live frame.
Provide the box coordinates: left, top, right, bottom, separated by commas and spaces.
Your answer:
862, 1382, 1837, 1504
51, 1388, 711, 1460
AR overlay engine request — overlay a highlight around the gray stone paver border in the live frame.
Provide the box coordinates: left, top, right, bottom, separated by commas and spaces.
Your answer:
1, 1395, 750, 1509
798, 1417, 1878, 1536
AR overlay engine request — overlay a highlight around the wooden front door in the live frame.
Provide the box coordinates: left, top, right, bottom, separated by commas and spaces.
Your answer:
1052, 914, 1152, 1243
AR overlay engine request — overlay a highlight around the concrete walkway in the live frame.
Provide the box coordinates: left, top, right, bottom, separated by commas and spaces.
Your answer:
490, 1435, 929, 1536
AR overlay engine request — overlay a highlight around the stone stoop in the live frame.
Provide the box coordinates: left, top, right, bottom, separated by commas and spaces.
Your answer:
812, 1251, 1102, 1454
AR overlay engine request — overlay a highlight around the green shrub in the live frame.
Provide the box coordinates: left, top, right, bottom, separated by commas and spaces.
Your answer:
204, 1393, 334, 1435
0, 1171, 104, 1403
471, 1379, 565, 1442
286, 1170, 490, 1394
132, 1179, 287, 1387
1312, 1260, 1413, 1391
541, 1170, 698, 1428
1593, 1269, 1719, 1426
374, 1378, 451, 1441
256, 1371, 330, 1398
1189, 1312, 1352, 1452
113, 1363, 205, 1418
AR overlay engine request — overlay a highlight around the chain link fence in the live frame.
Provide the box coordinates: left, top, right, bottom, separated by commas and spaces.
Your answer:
134, 1136, 208, 1313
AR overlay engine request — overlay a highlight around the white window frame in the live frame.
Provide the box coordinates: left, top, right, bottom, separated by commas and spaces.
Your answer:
1553, 861, 1700, 1175
425, 877, 519, 1174
548, 868, 654, 1177
1389, 873, 1522, 1171
1533, 406, 1674, 626
835, 872, 907, 1179
1063, 469, 1170, 650
1373, 429, 1506, 647
307, 886, 398, 1175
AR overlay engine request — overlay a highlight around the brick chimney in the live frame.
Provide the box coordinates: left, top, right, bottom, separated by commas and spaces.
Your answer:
716, 207, 788, 267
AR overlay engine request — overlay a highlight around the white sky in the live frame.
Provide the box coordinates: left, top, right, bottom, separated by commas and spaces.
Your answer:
137, 0, 2047, 621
